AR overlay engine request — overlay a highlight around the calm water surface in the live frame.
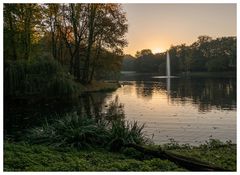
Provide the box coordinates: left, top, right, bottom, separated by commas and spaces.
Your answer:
104, 73, 236, 145
5, 73, 236, 145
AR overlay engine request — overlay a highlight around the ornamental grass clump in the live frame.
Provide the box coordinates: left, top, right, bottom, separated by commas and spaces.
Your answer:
27, 112, 148, 149
109, 120, 147, 145
27, 112, 109, 148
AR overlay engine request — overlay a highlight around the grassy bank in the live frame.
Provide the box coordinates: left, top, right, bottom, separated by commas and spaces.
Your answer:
4, 142, 183, 171
4, 140, 236, 171
83, 80, 120, 92
158, 139, 236, 171
4, 112, 236, 171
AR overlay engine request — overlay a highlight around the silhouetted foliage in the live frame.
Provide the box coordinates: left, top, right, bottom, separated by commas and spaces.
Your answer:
121, 36, 236, 74
4, 3, 128, 89
122, 55, 136, 71
4, 57, 79, 98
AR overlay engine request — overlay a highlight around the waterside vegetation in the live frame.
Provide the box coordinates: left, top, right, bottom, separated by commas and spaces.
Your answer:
123, 36, 236, 76
5, 111, 236, 171
4, 3, 127, 101
5, 139, 236, 171
4, 3, 236, 172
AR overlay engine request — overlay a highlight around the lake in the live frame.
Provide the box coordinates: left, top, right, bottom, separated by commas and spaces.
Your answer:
105, 73, 236, 145
5, 72, 236, 145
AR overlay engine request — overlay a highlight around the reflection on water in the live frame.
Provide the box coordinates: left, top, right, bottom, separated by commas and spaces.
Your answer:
131, 78, 236, 112
104, 76, 236, 145
4, 93, 108, 139
5, 74, 236, 145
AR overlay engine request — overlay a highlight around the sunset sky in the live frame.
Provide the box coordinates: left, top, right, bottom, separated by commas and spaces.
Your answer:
122, 4, 236, 56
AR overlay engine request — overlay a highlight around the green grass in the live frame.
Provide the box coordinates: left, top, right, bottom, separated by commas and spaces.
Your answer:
4, 139, 236, 171
4, 142, 183, 171
158, 139, 236, 171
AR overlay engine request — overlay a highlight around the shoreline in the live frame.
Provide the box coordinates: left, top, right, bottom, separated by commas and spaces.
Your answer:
5, 81, 121, 103
120, 71, 236, 78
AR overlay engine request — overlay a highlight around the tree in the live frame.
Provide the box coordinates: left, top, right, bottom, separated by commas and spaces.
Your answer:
4, 4, 18, 60
84, 4, 128, 83
4, 4, 42, 60
134, 49, 158, 73
44, 4, 61, 60
130, 36, 236, 74
121, 55, 136, 71
4, 3, 128, 84
135, 49, 153, 58
82, 4, 98, 84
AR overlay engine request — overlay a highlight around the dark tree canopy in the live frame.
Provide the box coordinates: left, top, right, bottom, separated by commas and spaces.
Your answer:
122, 36, 236, 75
4, 3, 128, 84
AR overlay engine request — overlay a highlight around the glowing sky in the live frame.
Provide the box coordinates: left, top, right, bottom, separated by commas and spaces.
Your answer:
122, 4, 236, 55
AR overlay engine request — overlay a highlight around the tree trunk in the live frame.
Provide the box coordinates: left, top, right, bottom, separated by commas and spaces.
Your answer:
89, 40, 101, 83
7, 9, 17, 60
83, 5, 97, 84
74, 47, 80, 80
125, 143, 230, 171
51, 30, 57, 59
24, 4, 32, 60
71, 4, 81, 81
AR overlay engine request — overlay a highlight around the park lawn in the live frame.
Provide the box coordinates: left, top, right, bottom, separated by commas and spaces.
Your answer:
4, 142, 184, 171
4, 141, 236, 171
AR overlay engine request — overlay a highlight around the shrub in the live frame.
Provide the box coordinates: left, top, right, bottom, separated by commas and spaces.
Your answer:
4, 58, 80, 98
109, 120, 147, 145
27, 112, 109, 148
46, 72, 79, 98
27, 112, 148, 149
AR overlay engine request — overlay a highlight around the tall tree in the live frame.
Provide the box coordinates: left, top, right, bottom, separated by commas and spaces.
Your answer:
82, 4, 97, 84
4, 4, 17, 60
4, 4, 42, 60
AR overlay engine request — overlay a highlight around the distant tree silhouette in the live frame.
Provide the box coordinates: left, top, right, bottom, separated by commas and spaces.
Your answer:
122, 36, 236, 74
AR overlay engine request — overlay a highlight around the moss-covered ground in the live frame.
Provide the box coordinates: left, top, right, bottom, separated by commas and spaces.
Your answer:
4, 140, 236, 171
4, 142, 184, 171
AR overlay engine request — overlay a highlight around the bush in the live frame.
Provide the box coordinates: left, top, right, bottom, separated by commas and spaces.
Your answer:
109, 120, 147, 145
200, 139, 225, 149
27, 112, 148, 149
46, 72, 80, 97
4, 58, 80, 98
27, 112, 109, 148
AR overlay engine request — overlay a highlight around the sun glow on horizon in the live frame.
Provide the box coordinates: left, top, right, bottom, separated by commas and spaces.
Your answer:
122, 4, 236, 56
152, 48, 164, 54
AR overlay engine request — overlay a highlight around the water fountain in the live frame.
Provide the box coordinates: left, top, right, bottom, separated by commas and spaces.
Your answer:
152, 51, 176, 95
166, 51, 171, 78
152, 51, 175, 79
166, 51, 171, 95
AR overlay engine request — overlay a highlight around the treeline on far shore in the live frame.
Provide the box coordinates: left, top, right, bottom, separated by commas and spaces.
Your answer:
122, 36, 236, 75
